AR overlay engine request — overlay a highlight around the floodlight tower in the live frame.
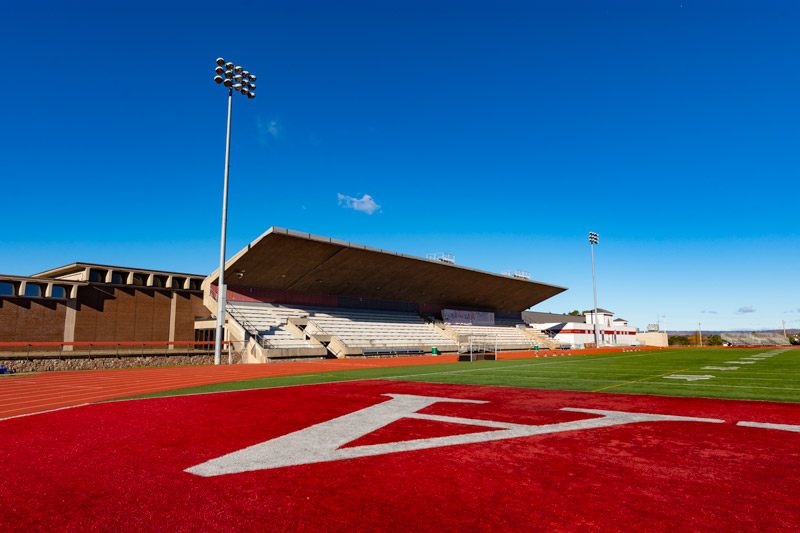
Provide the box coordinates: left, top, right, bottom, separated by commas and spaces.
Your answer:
212, 57, 257, 365
589, 232, 599, 346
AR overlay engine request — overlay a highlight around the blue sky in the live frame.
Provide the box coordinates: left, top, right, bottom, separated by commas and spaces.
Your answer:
1, 1, 798, 332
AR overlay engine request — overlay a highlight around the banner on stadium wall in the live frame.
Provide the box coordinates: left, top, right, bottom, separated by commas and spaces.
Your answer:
442, 309, 495, 326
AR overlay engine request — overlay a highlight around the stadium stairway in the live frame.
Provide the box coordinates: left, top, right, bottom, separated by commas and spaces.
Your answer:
516, 326, 558, 350
225, 302, 328, 363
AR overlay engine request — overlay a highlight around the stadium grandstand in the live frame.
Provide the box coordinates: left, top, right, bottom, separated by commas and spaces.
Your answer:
2, 226, 670, 369
203, 227, 569, 362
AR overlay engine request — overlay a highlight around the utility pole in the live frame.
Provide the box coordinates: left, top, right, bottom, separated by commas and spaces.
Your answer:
698, 322, 703, 346
783, 320, 786, 337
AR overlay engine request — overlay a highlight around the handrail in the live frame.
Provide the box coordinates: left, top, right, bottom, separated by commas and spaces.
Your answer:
226, 303, 274, 349
0, 341, 226, 348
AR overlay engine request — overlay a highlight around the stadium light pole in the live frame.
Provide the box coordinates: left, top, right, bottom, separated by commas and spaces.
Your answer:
213, 57, 257, 365
589, 232, 599, 347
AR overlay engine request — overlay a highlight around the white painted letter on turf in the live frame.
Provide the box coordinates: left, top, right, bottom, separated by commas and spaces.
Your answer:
186, 394, 724, 477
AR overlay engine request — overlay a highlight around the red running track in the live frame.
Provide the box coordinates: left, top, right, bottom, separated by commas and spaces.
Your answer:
0, 348, 651, 420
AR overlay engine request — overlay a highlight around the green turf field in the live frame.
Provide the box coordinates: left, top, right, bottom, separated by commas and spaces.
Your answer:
119, 347, 800, 403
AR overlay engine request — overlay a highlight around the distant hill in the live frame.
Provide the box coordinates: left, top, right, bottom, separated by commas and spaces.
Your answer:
669, 329, 798, 336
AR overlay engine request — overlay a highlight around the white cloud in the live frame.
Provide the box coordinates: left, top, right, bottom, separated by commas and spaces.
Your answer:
737, 306, 756, 313
337, 193, 381, 215
256, 117, 280, 144
700, 310, 718, 314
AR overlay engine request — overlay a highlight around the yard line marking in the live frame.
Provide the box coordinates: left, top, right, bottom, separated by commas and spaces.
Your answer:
663, 375, 716, 381
703, 366, 739, 370
591, 369, 689, 392
626, 382, 800, 392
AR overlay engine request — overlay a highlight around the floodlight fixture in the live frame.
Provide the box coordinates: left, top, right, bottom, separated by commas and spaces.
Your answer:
211, 56, 257, 365
249, 74, 257, 82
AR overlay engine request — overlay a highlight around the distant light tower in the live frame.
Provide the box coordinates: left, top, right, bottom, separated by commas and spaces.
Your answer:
212, 57, 257, 365
589, 232, 599, 346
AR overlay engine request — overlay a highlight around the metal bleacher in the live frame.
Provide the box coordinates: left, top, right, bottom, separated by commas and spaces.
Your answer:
721, 332, 790, 346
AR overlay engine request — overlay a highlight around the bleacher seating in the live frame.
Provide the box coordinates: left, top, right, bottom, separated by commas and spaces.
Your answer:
721, 333, 790, 346
227, 302, 458, 354
304, 307, 456, 351
227, 302, 319, 349
447, 318, 535, 350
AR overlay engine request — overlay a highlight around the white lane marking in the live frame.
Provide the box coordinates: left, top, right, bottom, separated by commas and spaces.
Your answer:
737, 421, 800, 433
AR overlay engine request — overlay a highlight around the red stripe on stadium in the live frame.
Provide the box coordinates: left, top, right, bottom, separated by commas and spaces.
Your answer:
0, 381, 797, 531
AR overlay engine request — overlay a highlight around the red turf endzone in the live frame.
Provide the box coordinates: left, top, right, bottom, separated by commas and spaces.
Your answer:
1, 380, 798, 531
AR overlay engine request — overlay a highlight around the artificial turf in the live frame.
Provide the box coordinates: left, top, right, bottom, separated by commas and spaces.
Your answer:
117, 347, 800, 403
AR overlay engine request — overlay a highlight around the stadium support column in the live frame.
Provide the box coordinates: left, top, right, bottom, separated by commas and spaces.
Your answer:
589, 232, 599, 347
212, 58, 257, 365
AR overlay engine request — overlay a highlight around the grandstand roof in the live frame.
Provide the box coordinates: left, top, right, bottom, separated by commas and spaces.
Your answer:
207, 227, 567, 312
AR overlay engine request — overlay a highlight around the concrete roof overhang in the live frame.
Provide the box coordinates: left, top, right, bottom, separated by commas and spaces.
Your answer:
207, 227, 567, 312
33, 263, 204, 280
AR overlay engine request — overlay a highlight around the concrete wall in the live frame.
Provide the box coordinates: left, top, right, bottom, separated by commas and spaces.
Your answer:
636, 332, 668, 347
